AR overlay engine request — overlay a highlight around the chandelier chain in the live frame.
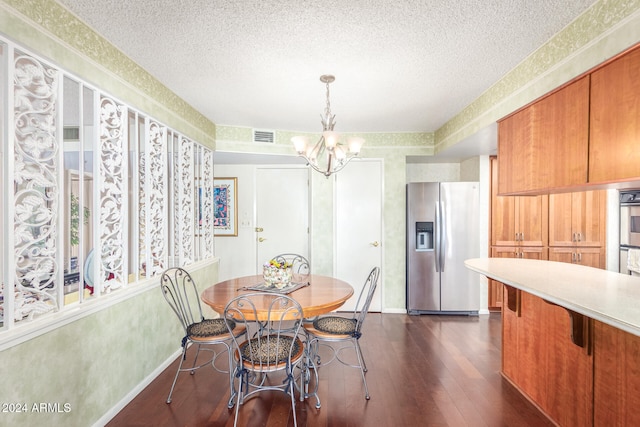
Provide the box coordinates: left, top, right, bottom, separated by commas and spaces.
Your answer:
324, 81, 332, 124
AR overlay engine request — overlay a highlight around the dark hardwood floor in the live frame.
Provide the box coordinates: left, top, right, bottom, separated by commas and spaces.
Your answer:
107, 313, 553, 427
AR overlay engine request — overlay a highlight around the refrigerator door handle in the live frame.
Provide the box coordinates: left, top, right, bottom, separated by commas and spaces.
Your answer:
434, 201, 441, 273
440, 200, 446, 272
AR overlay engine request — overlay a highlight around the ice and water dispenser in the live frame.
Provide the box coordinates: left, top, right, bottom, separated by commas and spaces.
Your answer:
415, 221, 434, 251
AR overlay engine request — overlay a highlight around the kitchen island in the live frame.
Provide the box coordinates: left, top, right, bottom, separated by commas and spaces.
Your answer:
465, 258, 640, 427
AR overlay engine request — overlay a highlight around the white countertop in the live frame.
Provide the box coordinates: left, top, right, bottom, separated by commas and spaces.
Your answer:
465, 258, 640, 337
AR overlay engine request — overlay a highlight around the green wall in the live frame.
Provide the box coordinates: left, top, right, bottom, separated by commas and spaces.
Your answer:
1, 2, 222, 426
0, 0, 639, 425
0, 260, 218, 427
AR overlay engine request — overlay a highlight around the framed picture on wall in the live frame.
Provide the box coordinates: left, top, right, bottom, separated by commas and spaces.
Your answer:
213, 177, 238, 236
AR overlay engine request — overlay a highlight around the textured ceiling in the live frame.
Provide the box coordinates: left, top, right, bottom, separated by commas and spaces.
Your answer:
57, 0, 597, 134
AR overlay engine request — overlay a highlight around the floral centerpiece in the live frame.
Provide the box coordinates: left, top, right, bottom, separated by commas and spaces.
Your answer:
263, 259, 293, 289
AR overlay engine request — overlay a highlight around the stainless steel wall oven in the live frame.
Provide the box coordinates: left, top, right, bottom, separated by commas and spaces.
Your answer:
619, 190, 640, 274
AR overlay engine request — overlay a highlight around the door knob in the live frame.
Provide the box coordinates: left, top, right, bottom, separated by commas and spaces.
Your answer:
258, 237, 267, 242
255, 227, 264, 232
371, 241, 380, 247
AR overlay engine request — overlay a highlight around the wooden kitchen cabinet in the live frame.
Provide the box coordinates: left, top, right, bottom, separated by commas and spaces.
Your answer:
589, 45, 640, 183
543, 300, 594, 427
491, 246, 547, 260
491, 158, 548, 247
488, 246, 547, 310
548, 246, 605, 269
488, 280, 503, 310
593, 321, 640, 426
498, 76, 590, 195
502, 286, 593, 426
548, 190, 606, 247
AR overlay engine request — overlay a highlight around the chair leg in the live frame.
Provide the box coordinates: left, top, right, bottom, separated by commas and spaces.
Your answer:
166, 345, 188, 404
233, 370, 244, 427
190, 343, 203, 374
226, 343, 238, 409
355, 340, 368, 372
353, 339, 370, 400
298, 346, 321, 408
288, 377, 298, 427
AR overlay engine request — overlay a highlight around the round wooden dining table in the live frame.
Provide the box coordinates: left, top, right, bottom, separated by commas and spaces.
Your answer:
201, 274, 354, 320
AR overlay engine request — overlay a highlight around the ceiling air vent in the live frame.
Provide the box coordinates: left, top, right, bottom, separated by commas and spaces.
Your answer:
253, 129, 275, 144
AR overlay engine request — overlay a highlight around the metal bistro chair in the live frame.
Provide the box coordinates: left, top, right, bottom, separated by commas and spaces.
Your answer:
304, 266, 380, 400
224, 292, 306, 427
160, 267, 246, 407
272, 253, 315, 323
272, 253, 310, 283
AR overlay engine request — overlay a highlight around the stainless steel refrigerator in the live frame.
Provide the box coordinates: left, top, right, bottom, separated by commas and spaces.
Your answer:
406, 182, 480, 314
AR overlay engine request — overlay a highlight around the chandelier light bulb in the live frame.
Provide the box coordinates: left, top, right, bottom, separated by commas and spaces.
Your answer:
347, 137, 364, 154
323, 131, 338, 149
292, 136, 308, 154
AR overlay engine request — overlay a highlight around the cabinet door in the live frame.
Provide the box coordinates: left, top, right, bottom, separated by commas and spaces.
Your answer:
573, 190, 606, 247
534, 76, 590, 190
517, 195, 548, 247
502, 283, 519, 382
491, 157, 518, 246
543, 301, 593, 426
521, 246, 548, 260
549, 247, 605, 269
488, 279, 503, 310
549, 190, 606, 248
491, 246, 518, 259
492, 195, 518, 246
549, 247, 575, 264
549, 193, 574, 246
576, 247, 605, 269
491, 246, 547, 260
498, 107, 536, 194
517, 292, 548, 408
498, 77, 589, 194
594, 321, 640, 426
590, 46, 640, 182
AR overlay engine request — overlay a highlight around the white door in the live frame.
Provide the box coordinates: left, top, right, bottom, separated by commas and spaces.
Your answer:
335, 160, 383, 312
255, 168, 309, 271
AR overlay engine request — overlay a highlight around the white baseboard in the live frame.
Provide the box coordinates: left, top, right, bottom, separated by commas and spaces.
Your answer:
381, 308, 407, 314
93, 348, 182, 427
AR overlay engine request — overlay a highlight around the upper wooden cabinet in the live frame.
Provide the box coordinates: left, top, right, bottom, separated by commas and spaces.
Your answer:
498, 76, 590, 195
548, 190, 606, 247
497, 43, 640, 195
589, 46, 640, 183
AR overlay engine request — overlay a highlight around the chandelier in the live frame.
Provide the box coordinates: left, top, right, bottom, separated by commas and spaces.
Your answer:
292, 75, 364, 177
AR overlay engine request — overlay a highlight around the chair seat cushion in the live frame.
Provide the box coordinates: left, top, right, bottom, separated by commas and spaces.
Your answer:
313, 316, 357, 334
239, 335, 302, 364
187, 318, 234, 338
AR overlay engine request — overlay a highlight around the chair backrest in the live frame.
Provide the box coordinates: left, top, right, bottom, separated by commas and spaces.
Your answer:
224, 292, 304, 371
272, 253, 310, 282
352, 267, 380, 334
160, 267, 204, 333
